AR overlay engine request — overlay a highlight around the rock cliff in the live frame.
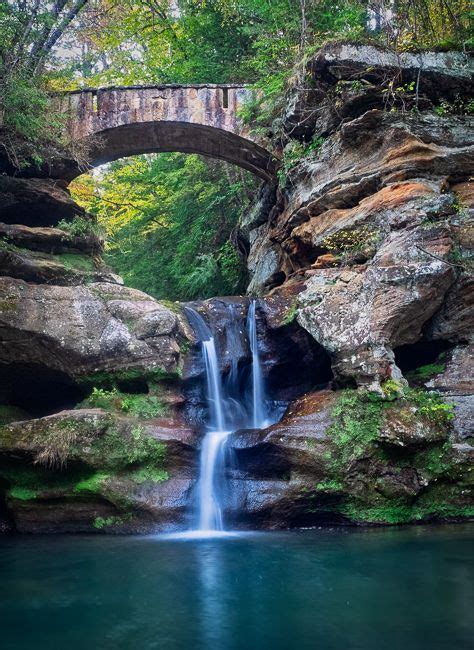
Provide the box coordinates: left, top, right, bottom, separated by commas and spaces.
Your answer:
0, 43, 472, 532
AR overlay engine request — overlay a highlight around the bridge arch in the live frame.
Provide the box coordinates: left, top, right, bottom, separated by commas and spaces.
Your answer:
63, 84, 276, 181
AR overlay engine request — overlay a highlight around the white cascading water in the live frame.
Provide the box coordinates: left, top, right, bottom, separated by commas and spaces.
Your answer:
247, 300, 268, 429
185, 300, 270, 533
184, 307, 231, 532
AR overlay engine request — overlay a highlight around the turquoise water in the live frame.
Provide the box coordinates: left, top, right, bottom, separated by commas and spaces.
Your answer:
0, 524, 473, 650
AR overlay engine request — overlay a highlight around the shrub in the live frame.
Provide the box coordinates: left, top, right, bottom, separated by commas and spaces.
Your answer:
56, 216, 104, 239
277, 136, 325, 185
82, 388, 168, 419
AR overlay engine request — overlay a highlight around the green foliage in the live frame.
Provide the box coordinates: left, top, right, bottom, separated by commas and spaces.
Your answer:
90, 425, 167, 470
404, 388, 454, 426
406, 361, 446, 383
120, 395, 167, 419
56, 216, 103, 239
81, 387, 121, 410
282, 303, 298, 326
1, 72, 56, 143
54, 252, 95, 272
380, 379, 404, 401
340, 501, 474, 524
328, 390, 384, 463
322, 226, 380, 262
319, 385, 463, 524
326, 386, 454, 473
80, 388, 168, 419
0, 463, 79, 492
277, 136, 325, 185
71, 153, 253, 300
414, 443, 456, 479
77, 368, 177, 391
7, 486, 38, 501
434, 96, 474, 116
316, 479, 343, 491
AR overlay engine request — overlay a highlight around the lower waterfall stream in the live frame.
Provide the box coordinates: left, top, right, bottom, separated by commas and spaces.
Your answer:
185, 301, 274, 533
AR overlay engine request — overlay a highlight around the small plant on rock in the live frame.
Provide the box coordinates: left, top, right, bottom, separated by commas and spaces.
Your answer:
322, 226, 379, 264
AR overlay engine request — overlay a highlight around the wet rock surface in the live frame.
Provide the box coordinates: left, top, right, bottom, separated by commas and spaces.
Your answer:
225, 387, 472, 529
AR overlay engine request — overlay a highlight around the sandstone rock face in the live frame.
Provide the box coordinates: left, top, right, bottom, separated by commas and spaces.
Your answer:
0, 176, 85, 226
0, 222, 101, 254
0, 409, 198, 533
426, 345, 474, 441
0, 278, 190, 379
226, 387, 472, 528
0, 43, 472, 533
243, 44, 473, 390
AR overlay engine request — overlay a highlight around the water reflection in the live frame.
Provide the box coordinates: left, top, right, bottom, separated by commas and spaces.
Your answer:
0, 526, 473, 650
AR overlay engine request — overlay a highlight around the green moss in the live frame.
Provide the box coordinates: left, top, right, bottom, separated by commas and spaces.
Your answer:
314, 386, 464, 524
406, 361, 446, 383
120, 394, 168, 419
0, 297, 18, 312
130, 467, 169, 484
93, 514, 132, 529
328, 390, 384, 464
74, 472, 110, 494
316, 479, 343, 491
341, 502, 414, 524
282, 302, 298, 326
416, 445, 450, 477
404, 388, 454, 426
55, 252, 95, 272
89, 424, 167, 470
342, 500, 474, 524
56, 216, 104, 239
0, 463, 79, 491
7, 486, 38, 500
159, 300, 182, 314
77, 367, 178, 390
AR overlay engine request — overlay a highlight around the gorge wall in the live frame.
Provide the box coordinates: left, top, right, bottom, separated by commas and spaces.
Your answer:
0, 43, 472, 532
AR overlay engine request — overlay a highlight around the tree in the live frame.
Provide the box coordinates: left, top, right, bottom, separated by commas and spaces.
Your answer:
70, 153, 256, 300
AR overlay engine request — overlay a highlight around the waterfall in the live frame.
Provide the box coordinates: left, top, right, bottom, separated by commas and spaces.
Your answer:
202, 338, 225, 432
184, 300, 271, 533
184, 307, 231, 532
247, 300, 267, 429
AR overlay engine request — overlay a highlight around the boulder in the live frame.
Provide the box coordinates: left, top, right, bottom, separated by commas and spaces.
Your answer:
0, 278, 192, 379
0, 408, 198, 533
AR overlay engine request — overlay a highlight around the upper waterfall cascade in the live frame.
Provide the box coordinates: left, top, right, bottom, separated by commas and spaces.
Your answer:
185, 301, 278, 532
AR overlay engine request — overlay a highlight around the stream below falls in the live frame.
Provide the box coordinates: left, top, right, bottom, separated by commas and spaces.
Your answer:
0, 525, 472, 650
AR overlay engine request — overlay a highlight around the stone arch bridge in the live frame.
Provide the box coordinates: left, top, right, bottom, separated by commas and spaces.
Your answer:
63, 84, 276, 181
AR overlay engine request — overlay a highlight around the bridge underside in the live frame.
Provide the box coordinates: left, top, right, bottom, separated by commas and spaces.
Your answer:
76, 121, 276, 182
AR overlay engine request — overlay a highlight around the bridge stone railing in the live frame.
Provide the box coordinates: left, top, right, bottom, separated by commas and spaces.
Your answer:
64, 84, 253, 140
